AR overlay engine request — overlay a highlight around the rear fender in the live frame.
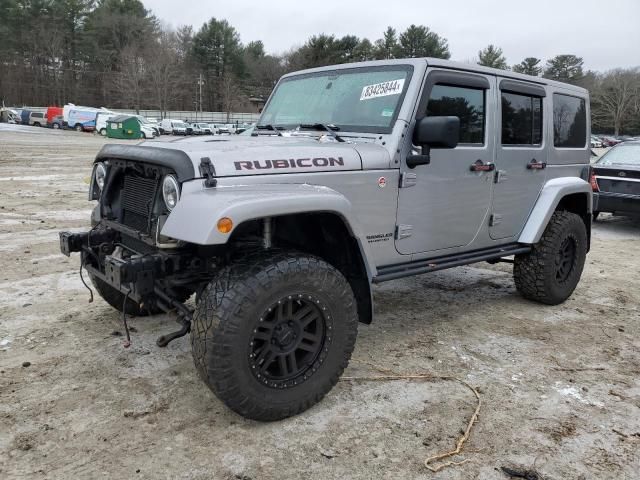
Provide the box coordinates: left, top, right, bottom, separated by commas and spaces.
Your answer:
519, 177, 592, 244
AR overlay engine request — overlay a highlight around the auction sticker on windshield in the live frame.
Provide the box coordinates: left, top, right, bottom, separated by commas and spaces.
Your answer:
360, 79, 405, 101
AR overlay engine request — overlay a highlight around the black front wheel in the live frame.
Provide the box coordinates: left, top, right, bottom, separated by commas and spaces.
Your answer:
191, 251, 358, 421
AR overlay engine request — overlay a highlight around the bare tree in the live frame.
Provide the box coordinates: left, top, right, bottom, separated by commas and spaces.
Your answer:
146, 30, 186, 116
592, 68, 640, 136
115, 45, 148, 113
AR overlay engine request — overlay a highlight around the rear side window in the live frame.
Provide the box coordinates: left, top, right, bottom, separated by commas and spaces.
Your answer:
501, 92, 542, 145
427, 85, 485, 144
32, 113, 43, 118
553, 94, 587, 148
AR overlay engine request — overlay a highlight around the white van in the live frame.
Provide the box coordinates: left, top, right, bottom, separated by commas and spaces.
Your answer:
95, 110, 117, 135
159, 119, 188, 135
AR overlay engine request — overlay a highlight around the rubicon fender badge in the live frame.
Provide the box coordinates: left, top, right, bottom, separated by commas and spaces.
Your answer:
378, 176, 387, 188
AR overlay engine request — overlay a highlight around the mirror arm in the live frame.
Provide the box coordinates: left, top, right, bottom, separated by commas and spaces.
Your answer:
406, 145, 431, 168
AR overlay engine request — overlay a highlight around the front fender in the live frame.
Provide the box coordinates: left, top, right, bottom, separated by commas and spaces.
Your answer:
518, 177, 592, 244
161, 182, 377, 278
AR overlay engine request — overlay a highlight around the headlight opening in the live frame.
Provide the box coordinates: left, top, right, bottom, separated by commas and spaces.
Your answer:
95, 162, 107, 191
162, 175, 180, 211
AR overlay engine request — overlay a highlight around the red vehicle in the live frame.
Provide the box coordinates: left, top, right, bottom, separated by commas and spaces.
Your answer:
46, 106, 63, 126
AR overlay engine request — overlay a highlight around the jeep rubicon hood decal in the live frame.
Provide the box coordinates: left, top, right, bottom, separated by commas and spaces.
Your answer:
135, 136, 365, 177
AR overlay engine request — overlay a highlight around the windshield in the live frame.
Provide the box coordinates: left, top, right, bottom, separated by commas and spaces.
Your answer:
259, 65, 413, 134
597, 144, 640, 166
172, 122, 186, 128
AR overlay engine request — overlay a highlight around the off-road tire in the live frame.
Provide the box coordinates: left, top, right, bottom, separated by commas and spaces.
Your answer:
514, 211, 587, 305
191, 250, 359, 421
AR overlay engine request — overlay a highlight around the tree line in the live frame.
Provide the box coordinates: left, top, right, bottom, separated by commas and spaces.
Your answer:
1, 0, 638, 134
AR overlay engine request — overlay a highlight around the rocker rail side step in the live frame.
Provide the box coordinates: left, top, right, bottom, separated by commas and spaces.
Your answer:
373, 244, 531, 283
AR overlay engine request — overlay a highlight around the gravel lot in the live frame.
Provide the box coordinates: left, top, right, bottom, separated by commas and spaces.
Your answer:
1, 126, 639, 480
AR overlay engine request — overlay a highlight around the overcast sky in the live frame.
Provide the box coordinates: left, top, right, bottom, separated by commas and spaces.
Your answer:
145, 0, 640, 71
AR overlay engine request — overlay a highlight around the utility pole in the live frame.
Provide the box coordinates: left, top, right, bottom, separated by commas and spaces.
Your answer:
196, 74, 205, 120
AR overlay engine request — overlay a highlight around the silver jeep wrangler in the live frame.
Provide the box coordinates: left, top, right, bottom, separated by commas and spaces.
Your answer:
61, 58, 592, 421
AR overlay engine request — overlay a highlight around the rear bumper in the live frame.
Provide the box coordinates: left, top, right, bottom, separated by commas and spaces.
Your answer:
594, 192, 640, 215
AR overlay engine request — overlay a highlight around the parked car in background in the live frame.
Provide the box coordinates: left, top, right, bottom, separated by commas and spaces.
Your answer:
135, 116, 160, 137
194, 123, 212, 134
95, 110, 118, 135
0, 108, 20, 124
601, 136, 622, 147
159, 119, 189, 135
49, 114, 64, 129
45, 106, 63, 126
210, 123, 230, 134
19, 110, 31, 125
592, 141, 640, 219
590, 135, 604, 148
64, 104, 108, 132
190, 123, 204, 135
28, 111, 46, 126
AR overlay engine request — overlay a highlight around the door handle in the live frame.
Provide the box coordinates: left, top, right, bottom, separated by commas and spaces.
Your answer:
527, 159, 547, 170
469, 160, 495, 172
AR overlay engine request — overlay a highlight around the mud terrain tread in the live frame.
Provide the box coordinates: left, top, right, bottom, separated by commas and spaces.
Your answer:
513, 211, 587, 305
190, 250, 358, 421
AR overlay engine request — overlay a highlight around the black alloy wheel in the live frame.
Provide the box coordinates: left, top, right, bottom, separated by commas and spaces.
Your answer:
555, 236, 577, 284
248, 294, 331, 389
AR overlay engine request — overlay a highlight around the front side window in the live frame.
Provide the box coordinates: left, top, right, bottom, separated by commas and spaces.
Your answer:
553, 94, 587, 148
501, 92, 543, 145
426, 85, 485, 144
259, 66, 413, 133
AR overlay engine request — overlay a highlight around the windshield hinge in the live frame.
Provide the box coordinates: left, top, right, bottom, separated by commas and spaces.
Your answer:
399, 172, 417, 188
199, 157, 217, 188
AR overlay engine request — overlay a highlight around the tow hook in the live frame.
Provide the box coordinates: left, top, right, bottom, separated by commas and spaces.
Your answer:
154, 287, 194, 347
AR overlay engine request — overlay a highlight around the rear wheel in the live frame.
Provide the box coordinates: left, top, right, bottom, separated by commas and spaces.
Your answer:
74, 124, 83, 132
514, 211, 587, 305
99, 128, 107, 136
52, 123, 60, 129
191, 251, 358, 421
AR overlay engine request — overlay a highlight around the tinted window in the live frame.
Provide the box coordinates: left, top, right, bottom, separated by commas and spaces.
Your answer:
553, 94, 587, 148
427, 85, 485, 144
501, 92, 542, 145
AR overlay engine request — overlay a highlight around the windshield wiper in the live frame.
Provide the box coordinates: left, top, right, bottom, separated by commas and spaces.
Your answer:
298, 123, 345, 142
253, 124, 283, 136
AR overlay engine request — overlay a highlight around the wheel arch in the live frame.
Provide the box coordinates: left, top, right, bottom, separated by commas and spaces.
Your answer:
519, 177, 592, 249
161, 184, 376, 324
229, 212, 374, 325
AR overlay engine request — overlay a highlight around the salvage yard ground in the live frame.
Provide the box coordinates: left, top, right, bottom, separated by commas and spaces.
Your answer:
0, 126, 639, 479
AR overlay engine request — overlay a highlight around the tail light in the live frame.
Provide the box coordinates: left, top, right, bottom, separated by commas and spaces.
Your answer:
589, 168, 599, 192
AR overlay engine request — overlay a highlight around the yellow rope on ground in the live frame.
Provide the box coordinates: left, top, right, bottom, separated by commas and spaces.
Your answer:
340, 362, 482, 473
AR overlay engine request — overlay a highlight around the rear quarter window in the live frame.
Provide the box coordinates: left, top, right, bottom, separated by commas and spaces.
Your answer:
553, 94, 587, 148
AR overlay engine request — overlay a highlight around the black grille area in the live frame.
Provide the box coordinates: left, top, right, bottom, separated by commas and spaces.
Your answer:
121, 175, 158, 232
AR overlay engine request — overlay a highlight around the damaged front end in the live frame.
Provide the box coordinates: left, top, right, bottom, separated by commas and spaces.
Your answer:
60, 147, 214, 347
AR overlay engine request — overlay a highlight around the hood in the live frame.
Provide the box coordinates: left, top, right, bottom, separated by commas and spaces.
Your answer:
131, 135, 390, 178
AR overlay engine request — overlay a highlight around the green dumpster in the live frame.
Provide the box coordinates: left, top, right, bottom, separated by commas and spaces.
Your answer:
106, 115, 145, 139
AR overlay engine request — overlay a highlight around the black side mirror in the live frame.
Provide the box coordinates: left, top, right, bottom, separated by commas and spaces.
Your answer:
407, 116, 460, 168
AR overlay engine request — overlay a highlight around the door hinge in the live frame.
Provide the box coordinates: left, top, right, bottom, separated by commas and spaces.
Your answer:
489, 214, 502, 226
399, 172, 417, 188
494, 170, 507, 183
395, 224, 413, 239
